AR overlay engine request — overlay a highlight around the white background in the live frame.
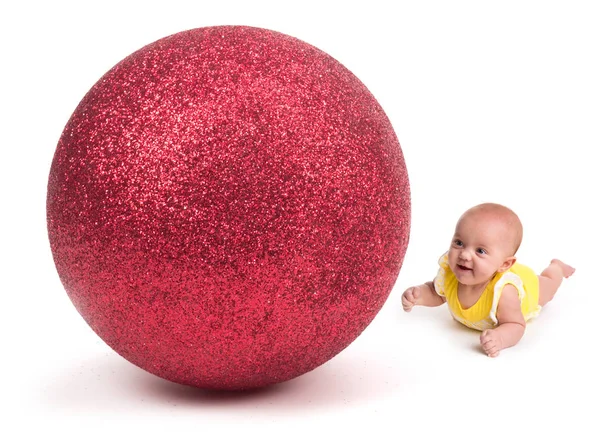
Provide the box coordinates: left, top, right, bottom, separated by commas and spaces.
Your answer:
2, 1, 599, 444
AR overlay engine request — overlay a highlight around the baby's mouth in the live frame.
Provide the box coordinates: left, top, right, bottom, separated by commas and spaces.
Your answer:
458, 265, 472, 271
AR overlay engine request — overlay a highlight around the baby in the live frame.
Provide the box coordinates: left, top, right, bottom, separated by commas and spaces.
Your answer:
402, 202, 575, 357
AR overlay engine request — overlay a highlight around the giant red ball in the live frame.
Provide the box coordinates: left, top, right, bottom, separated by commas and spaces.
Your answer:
47, 26, 410, 390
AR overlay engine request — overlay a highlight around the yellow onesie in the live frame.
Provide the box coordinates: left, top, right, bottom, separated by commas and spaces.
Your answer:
433, 253, 541, 331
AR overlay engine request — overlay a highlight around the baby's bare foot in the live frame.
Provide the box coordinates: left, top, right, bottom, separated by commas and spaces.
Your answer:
551, 259, 575, 278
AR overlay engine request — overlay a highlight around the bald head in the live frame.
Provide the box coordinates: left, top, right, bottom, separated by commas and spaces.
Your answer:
458, 203, 523, 255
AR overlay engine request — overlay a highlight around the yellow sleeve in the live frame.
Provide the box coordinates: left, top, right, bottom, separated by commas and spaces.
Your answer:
433, 252, 450, 297
489, 272, 525, 324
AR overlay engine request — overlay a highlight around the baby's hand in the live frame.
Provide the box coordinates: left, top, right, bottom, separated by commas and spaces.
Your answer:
402, 287, 419, 312
480, 329, 502, 358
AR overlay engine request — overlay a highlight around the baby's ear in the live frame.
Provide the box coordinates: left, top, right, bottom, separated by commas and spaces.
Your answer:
498, 256, 517, 273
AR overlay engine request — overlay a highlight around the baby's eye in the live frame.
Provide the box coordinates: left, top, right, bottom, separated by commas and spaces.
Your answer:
453, 239, 463, 247
476, 248, 487, 255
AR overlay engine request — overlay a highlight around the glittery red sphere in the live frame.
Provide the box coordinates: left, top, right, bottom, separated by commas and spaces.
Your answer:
47, 26, 410, 390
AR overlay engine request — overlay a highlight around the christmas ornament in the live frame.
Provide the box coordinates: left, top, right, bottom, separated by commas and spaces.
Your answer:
47, 26, 410, 390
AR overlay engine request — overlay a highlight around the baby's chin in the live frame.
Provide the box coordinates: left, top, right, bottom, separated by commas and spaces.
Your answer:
456, 278, 478, 286
455, 274, 495, 287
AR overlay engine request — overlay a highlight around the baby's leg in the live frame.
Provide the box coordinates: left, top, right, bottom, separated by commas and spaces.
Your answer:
538, 259, 575, 306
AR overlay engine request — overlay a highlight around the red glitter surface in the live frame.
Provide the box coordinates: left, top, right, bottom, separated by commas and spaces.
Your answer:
47, 26, 410, 390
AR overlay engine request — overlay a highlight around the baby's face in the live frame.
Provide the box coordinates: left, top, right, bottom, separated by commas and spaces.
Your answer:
447, 213, 514, 286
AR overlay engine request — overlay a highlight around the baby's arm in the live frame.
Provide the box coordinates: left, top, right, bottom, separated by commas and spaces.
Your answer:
402, 281, 445, 312
480, 285, 526, 357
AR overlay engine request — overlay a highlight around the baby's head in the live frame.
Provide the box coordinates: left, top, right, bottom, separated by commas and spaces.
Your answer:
447, 203, 523, 286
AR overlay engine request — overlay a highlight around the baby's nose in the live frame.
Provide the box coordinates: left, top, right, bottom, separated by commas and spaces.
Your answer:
459, 250, 472, 261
